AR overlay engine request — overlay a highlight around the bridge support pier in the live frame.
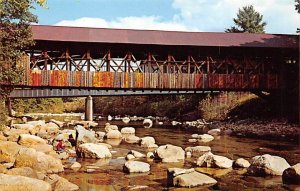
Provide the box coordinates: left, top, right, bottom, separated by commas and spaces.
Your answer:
85, 96, 93, 121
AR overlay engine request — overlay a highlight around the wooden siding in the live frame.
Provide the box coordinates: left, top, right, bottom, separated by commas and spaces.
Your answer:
23, 70, 278, 90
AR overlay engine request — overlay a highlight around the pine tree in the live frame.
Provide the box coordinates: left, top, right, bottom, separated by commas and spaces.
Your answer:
225, 5, 266, 33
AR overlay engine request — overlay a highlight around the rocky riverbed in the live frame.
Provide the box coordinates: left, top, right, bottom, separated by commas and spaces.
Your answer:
0, 116, 299, 190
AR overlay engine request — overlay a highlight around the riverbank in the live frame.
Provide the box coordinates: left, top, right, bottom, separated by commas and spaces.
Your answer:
214, 119, 300, 142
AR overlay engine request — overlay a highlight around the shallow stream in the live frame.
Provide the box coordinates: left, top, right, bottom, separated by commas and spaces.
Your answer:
57, 119, 300, 191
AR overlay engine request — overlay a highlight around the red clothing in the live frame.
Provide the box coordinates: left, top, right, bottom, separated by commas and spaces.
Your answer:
56, 140, 64, 150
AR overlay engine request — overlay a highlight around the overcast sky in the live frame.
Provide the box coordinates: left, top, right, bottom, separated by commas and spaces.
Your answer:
33, 0, 299, 34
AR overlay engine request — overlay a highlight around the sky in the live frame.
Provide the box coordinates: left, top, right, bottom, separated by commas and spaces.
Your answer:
33, 0, 300, 34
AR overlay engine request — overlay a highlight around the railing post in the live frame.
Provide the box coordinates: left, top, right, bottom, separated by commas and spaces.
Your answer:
66, 49, 70, 71
87, 50, 91, 71
43, 50, 48, 70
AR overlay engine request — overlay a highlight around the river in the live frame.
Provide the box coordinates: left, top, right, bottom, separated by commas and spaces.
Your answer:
53, 118, 300, 191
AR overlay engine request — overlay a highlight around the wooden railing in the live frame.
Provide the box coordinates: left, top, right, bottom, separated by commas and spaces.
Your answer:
20, 70, 278, 90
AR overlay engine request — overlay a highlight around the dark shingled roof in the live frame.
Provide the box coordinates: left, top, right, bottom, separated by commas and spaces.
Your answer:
32, 25, 299, 49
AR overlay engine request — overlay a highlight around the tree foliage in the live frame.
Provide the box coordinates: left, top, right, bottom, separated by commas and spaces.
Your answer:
0, 0, 46, 99
225, 5, 266, 33
295, 0, 300, 33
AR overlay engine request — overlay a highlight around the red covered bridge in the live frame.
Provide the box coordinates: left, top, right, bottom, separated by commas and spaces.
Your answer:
9, 25, 298, 98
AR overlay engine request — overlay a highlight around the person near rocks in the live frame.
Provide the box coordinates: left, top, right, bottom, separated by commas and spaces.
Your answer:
56, 139, 65, 152
68, 134, 76, 147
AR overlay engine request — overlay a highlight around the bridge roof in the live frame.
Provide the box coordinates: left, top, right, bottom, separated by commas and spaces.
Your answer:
32, 25, 299, 49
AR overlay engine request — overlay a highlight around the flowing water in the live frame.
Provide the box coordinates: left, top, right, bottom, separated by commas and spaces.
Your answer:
54, 119, 300, 191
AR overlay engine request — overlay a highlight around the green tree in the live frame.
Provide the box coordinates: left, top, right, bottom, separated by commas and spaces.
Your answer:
295, 0, 300, 32
225, 5, 266, 33
0, 0, 46, 99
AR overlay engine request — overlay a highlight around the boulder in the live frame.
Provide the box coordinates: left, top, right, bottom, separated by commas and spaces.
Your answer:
29, 144, 54, 154
97, 143, 112, 149
282, 163, 300, 184
147, 152, 154, 159
14, 148, 64, 173
70, 162, 81, 171
247, 154, 290, 176
207, 129, 221, 136
191, 134, 199, 138
74, 121, 98, 128
155, 144, 185, 162
197, 134, 214, 143
75, 125, 97, 144
121, 127, 135, 134
106, 130, 122, 139
124, 135, 140, 144
167, 168, 217, 187
18, 134, 47, 146
197, 152, 233, 169
140, 136, 156, 148
6, 129, 29, 142
104, 124, 118, 133
0, 173, 51, 191
6, 167, 38, 179
122, 117, 131, 124
123, 161, 150, 173
45, 122, 60, 134
45, 174, 79, 191
0, 134, 7, 141
126, 154, 135, 160
49, 119, 64, 128
185, 146, 211, 156
26, 120, 46, 126
11, 124, 37, 134
96, 131, 106, 139
234, 158, 250, 168
76, 143, 112, 159
0, 141, 22, 163
188, 139, 197, 143
143, 119, 153, 128
129, 150, 145, 158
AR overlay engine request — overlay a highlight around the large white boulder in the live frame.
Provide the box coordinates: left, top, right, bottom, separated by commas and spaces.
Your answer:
247, 154, 290, 176
49, 119, 64, 128
234, 158, 250, 168
106, 130, 122, 139
155, 144, 185, 162
77, 143, 112, 159
140, 136, 157, 148
14, 148, 64, 174
197, 134, 214, 143
197, 152, 233, 169
18, 134, 47, 146
143, 119, 153, 128
128, 150, 145, 158
124, 135, 140, 144
45, 174, 79, 191
282, 163, 300, 184
0, 141, 22, 163
185, 146, 211, 156
207, 129, 221, 136
75, 125, 97, 144
104, 124, 118, 133
0, 173, 51, 191
121, 127, 135, 134
122, 117, 130, 124
167, 168, 217, 187
123, 161, 150, 173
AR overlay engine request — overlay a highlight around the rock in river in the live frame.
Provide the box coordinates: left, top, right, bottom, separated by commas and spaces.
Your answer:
106, 130, 123, 139
185, 146, 211, 157
77, 143, 112, 159
14, 148, 64, 174
234, 158, 250, 168
121, 127, 135, 134
155, 144, 185, 162
167, 168, 217, 187
197, 134, 214, 143
0, 173, 51, 191
197, 152, 233, 169
18, 134, 47, 146
207, 128, 221, 136
0, 141, 22, 163
75, 125, 97, 144
247, 154, 290, 176
123, 161, 150, 173
282, 163, 300, 184
45, 174, 79, 191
